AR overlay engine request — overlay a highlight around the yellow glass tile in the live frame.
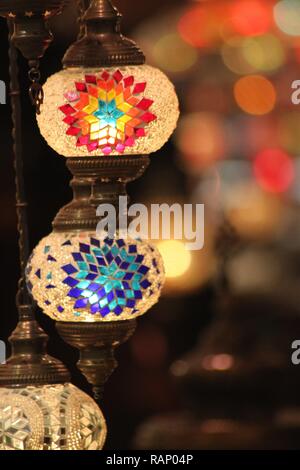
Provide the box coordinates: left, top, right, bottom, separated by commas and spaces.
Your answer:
118, 102, 132, 113
98, 89, 107, 101
115, 94, 124, 106
117, 121, 125, 132
107, 89, 116, 101
119, 114, 131, 124
84, 115, 98, 124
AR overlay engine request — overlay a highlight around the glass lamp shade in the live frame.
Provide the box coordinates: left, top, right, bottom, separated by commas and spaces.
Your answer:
36, 65, 179, 157
0, 383, 107, 450
26, 232, 165, 322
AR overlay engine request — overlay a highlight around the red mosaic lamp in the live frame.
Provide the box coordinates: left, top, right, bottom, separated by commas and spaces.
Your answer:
37, 0, 179, 157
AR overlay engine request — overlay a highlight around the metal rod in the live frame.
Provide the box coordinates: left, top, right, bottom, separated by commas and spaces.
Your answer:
8, 19, 33, 313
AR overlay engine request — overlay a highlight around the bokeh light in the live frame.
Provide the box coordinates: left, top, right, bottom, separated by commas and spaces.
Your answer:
221, 36, 256, 75
157, 240, 192, 279
234, 75, 276, 115
274, 0, 300, 37
253, 148, 294, 193
229, 0, 273, 37
152, 33, 198, 73
242, 34, 285, 72
178, 4, 225, 48
225, 181, 284, 239
175, 112, 226, 173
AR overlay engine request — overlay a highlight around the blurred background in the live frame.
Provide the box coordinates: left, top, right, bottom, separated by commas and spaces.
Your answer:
2, 0, 300, 449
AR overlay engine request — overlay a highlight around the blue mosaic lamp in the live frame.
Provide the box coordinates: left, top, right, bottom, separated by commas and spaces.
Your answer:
26, 232, 165, 322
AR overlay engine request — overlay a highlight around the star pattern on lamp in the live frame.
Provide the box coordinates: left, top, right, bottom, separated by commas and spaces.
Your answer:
59, 70, 157, 155
61, 237, 152, 317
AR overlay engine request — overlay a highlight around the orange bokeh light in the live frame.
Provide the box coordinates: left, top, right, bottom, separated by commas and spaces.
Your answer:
229, 0, 273, 37
234, 75, 276, 115
178, 4, 229, 48
253, 148, 294, 193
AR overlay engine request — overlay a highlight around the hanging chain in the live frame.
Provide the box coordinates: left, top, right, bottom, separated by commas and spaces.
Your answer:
28, 59, 44, 114
8, 20, 33, 313
77, 0, 90, 39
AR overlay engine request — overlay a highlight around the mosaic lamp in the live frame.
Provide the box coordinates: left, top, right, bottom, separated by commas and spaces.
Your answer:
0, 384, 107, 450
26, 232, 165, 323
36, 0, 179, 157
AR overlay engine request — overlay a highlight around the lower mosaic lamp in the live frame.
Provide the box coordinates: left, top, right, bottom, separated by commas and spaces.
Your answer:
26, 232, 165, 323
0, 384, 107, 450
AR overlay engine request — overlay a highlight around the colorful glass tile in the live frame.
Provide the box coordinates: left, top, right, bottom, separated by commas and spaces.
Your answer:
59, 237, 151, 317
26, 233, 165, 322
59, 70, 157, 154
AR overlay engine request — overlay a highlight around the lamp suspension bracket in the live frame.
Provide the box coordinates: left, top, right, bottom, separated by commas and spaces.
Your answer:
0, 0, 67, 113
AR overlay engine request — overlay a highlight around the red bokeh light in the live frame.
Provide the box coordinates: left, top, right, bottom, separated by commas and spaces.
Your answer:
178, 4, 229, 48
253, 148, 294, 193
230, 0, 273, 37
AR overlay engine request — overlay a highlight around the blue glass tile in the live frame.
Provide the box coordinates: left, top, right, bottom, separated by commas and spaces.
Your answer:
86, 273, 97, 281
114, 305, 123, 315
35, 269, 41, 279
134, 291, 143, 299
88, 282, 100, 292
124, 272, 134, 280
79, 243, 91, 254
77, 280, 90, 289
90, 237, 100, 247
75, 298, 88, 308
62, 264, 78, 275
126, 299, 135, 308
115, 256, 122, 266
89, 264, 98, 273
97, 287, 106, 298
72, 252, 84, 262
116, 289, 125, 298
138, 265, 149, 275
47, 254, 56, 262
106, 252, 113, 264
100, 306, 110, 317
68, 287, 82, 298
141, 279, 151, 289
86, 254, 95, 263
120, 262, 129, 270
91, 303, 100, 314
